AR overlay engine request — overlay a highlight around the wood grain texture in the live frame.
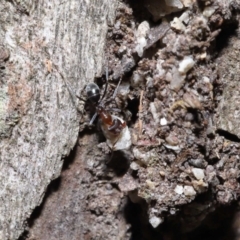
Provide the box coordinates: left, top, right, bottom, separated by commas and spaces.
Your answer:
0, 0, 117, 239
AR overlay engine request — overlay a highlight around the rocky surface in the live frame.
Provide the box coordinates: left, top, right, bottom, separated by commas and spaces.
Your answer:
2, 0, 240, 239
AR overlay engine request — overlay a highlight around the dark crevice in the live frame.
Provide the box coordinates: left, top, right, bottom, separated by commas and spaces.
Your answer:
143, 40, 165, 60
28, 177, 62, 228
17, 141, 82, 239
217, 129, 240, 142
179, 204, 237, 240
217, 175, 225, 185
207, 157, 221, 165
62, 143, 79, 170
18, 144, 81, 240
17, 177, 62, 240
124, 199, 163, 240
125, 0, 152, 23
17, 231, 28, 240
123, 193, 239, 240
215, 20, 239, 53
155, 192, 237, 240
197, 145, 207, 156
107, 150, 130, 176
127, 97, 140, 124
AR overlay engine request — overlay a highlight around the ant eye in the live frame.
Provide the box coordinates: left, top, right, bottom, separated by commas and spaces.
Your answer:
86, 83, 100, 104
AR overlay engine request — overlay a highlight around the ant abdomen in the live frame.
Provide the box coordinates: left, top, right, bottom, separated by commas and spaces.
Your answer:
96, 106, 112, 125
86, 83, 100, 104
97, 106, 130, 150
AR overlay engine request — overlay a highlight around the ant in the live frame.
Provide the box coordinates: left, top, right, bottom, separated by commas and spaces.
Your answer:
82, 68, 131, 150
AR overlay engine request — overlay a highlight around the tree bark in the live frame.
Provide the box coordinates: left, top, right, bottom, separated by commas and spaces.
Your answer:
0, 0, 117, 239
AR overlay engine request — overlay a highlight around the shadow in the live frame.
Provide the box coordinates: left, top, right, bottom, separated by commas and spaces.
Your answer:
217, 129, 240, 142
17, 140, 82, 240
214, 20, 239, 54
17, 177, 62, 240
62, 143, 79, 170
125, 0, 152, 23
127, 97, 140, 124
124, 198, 163, 240
107, 150, 130, 176
180, 204, 237, 240
27, 177, 62, 228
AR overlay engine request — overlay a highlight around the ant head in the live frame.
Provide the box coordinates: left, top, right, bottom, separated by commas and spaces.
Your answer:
86, 83, 101, 104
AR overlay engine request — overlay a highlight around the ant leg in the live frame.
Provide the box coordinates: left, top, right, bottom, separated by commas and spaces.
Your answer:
108, 118, 126, 134
99, 65, 109, 104
108, 107, 121, 113
89, 112, 98, 125
76, 94, 86, 102
104, 77, 122, 106
112, 77, 122, 99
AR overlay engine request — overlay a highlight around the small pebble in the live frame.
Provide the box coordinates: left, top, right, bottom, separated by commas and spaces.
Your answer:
178, 56, 195, 74
160, 118, 167, 126
149, 216, 163, 228
171, 17, 186, 32
184, 186, 196, 196
192, 168, 205, 180
174, 185, 184, 194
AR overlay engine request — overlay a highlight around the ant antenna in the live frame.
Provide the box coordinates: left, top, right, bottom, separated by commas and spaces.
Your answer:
99, 65, 109, 105
103, 77, 122, 106
113, 77, 122, 99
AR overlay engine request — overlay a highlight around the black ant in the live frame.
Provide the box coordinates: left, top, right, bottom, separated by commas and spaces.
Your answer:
84, 69, 126, 137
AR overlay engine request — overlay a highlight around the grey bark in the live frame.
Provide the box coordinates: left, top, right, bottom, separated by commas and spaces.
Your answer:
0, 0, 117, 239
